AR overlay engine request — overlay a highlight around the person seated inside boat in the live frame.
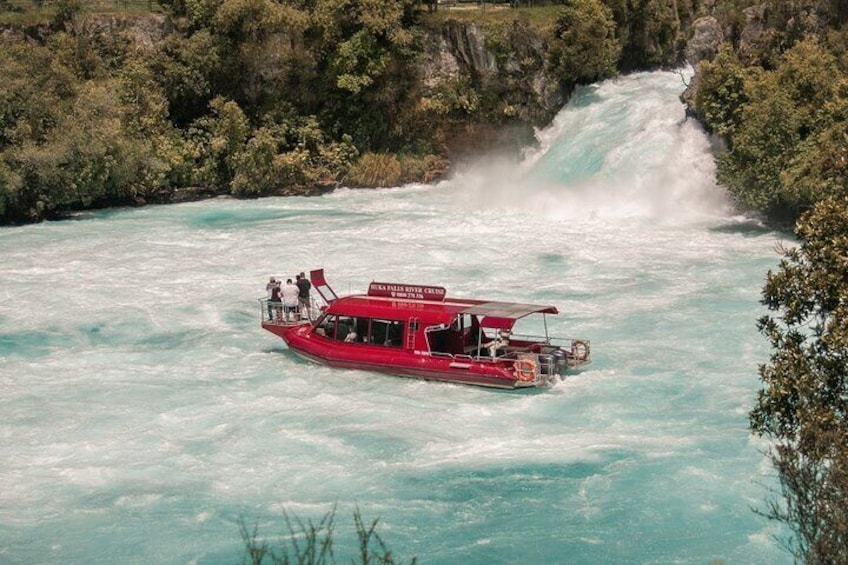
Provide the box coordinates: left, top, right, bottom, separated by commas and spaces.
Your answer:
484, 330, 511, 358
316, 314, 336, 338
335, 316, 358, 342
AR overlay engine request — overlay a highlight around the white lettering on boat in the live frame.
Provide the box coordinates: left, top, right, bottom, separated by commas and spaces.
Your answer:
368, 282, 446, 301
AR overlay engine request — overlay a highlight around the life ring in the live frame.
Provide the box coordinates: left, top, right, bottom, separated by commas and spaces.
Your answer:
571, 340, 590, 361
514, 359, 537, 382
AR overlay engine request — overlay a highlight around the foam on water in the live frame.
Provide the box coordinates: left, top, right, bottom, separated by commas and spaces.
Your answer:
0, 71, 793, 564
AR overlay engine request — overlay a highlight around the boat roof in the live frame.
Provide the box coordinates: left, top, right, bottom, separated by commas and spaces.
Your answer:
325, 294, 558, 328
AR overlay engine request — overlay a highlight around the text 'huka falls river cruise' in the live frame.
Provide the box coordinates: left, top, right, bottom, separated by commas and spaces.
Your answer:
260, 269, 591, 389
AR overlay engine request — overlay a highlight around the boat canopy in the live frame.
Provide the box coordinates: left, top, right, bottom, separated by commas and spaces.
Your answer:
460, 302, 558, 319
461, 302, 559, 330
325, 295, 557, 330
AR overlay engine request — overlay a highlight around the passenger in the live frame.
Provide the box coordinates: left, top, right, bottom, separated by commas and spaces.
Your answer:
296, 272, 312, 320
267, 277, 282, 321
265, 277, 276, 320
282, 278, 300, 322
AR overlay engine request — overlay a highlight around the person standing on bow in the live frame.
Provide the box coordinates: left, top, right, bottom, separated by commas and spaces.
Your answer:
281, 278, 300, 322
296, 272, 312, 320
266, 277, 281, 321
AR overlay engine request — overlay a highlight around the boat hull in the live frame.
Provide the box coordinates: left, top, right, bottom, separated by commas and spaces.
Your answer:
262, 321, 529, 389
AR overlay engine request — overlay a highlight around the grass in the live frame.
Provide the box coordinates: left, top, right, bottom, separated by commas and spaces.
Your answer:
420, 4, 562, 31
239, 506, 417, 565
0, 0, 162, 25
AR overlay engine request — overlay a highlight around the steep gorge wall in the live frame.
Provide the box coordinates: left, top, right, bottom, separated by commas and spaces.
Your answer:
419, 19, 564, 160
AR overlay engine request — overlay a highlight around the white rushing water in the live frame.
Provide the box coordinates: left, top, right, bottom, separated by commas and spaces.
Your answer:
0, 71, 793, 564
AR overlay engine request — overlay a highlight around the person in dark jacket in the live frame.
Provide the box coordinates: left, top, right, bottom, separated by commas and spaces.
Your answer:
296, 272, 312, 320
267, 277, 282, 321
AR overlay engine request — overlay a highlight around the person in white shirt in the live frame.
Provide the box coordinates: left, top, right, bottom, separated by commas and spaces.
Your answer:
281, 278, 300, 322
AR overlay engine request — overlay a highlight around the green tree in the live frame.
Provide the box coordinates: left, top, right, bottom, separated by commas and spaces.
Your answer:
0, 39, 76, 151
614, 0, 686, 71
213, 0, 309, 111
709, 39, 848, 223
310, 0, 419, 150
150, 30, 222, 125
693, 46, 752, 138
716, 75, 800, 220
188, 96, 250, 190
549, 0, 620, 85
0, 162, 20, 222
751, 195, 848, 562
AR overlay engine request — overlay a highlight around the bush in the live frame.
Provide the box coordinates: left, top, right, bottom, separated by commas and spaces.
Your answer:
548, 0, 619, 84
345, 152, 403, 187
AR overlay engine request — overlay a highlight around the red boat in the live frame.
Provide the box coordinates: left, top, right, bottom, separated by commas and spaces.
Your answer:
260, 269, 591, 389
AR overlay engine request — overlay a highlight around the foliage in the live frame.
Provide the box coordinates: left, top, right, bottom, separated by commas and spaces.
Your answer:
420, 78, 480, 117
230, 118, 358, 196
187, 95, 250, 190
548, 0, 619, 85
715, 77, 800, 219
313, 0, 420, 151
698, 38, 848, 223
0, 39, 74, 152
693, 46, 751, 138
750, 196, 848, 562
610, 0, 688, 71
239, 506, 416, 565
345, 152, 403, 187
344, 151, 445, 187
149, 30, 221, 125
53, 0, 85, 28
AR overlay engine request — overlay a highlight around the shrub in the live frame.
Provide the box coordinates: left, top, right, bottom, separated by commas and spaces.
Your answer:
345, 152, 402, 187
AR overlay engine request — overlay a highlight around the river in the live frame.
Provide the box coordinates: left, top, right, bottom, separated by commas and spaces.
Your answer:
0, 70, 793, 563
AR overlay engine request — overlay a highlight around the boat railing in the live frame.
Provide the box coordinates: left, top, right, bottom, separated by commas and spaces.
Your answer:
425, 350, 502, 364
502, 333, 591, 366
258, 297, 316, 325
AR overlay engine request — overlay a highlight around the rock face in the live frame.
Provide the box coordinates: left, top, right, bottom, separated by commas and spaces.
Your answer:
419, 19, 564, 160
66, 13, 173, 51
685, 16, 724, 66
680, 15, 724, 113
421, 20, 562, 117
439, 21, 498, 83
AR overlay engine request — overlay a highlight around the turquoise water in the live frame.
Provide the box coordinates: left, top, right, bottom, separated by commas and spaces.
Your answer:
0, 71, 793, 564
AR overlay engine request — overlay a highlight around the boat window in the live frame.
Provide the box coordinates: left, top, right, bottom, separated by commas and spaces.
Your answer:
462, 314, 473, 331
316, 314, 336, 339
335, 316, 359, 343
356, 317, 371, 343
370, 319, 404, 347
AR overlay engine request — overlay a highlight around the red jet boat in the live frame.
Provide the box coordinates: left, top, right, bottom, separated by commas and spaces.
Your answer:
260, 269, 591, 389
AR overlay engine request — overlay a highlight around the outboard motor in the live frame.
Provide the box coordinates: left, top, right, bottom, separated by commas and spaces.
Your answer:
552, 347, 568, 375
537, 353, 554, 375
